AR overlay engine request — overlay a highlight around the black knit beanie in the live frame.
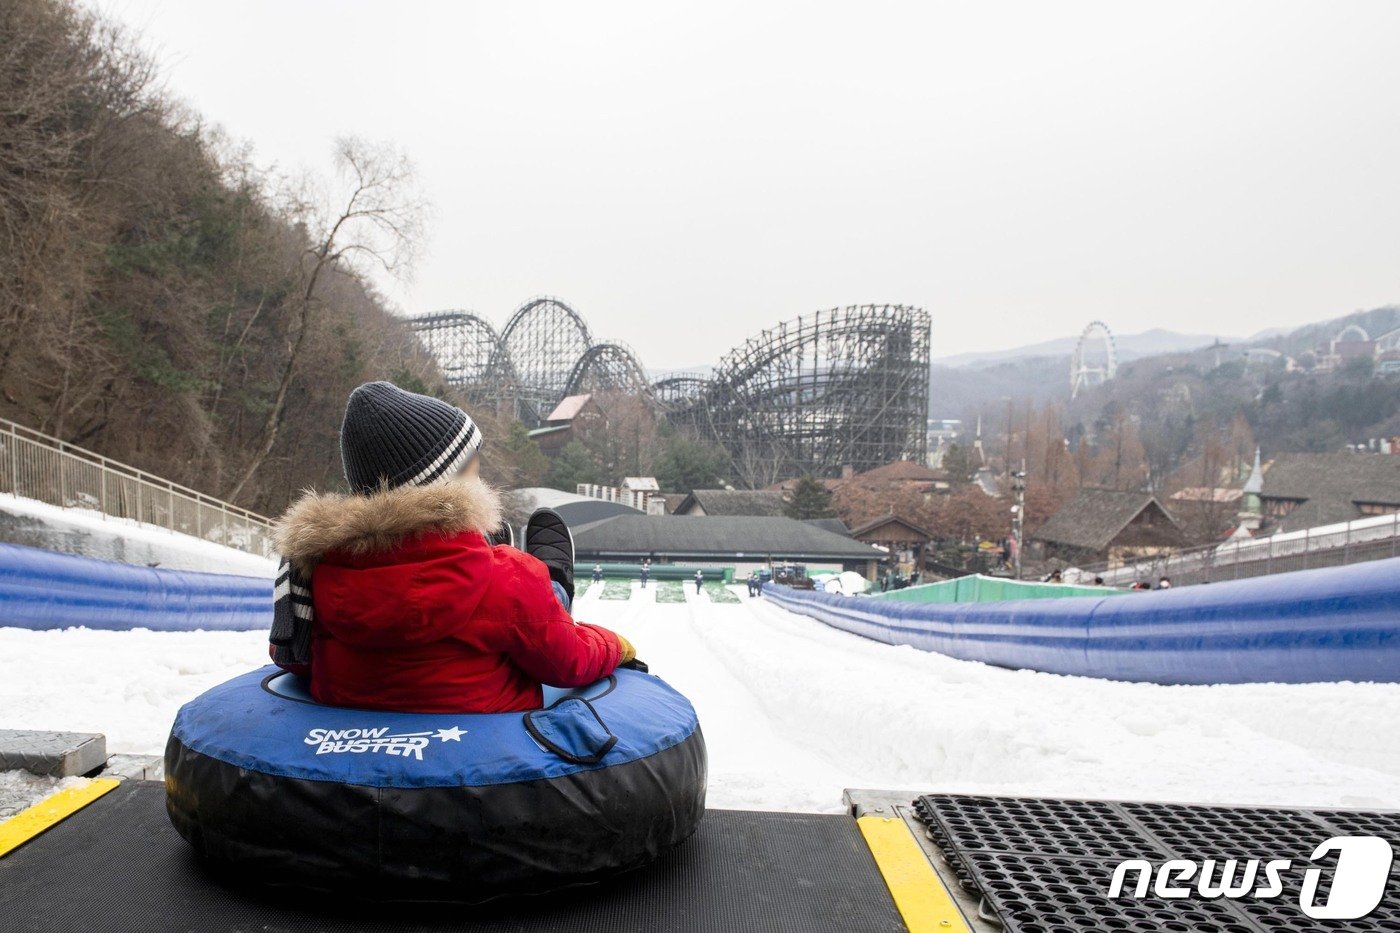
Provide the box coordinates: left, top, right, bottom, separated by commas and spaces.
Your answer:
340, 382, 482, 494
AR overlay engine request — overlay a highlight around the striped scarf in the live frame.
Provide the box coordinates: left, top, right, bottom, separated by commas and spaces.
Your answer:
269, 557, 314, 667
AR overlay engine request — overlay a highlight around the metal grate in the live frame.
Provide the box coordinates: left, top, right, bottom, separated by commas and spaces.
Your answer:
914, 794, 1400, 932
1121, 803, 1336, 862
965, 853, 1256, 933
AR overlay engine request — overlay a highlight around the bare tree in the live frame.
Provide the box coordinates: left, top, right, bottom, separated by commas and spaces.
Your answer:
732, 434, 787, 489
226, 138, 425, 501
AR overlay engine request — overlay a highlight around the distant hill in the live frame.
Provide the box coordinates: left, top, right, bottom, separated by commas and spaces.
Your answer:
933, 328, 1237, 370
1254, 306, 1400, 358
928, 358, 1069, 420
931, 305, 1400, 482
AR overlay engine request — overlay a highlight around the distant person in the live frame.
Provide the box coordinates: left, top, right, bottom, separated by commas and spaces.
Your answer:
746, 572, 758, 597
694, 569, 704, 594
880, 571, 889, 592
910, 570, 921, 586
1157, 576, 1172, 590
1131, 581, 1150, 591
639, 562, 649, 589
592, 564, 603, 585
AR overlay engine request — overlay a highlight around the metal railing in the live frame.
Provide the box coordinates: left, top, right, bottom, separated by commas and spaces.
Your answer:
0, 418, 275, 557
1071, 510, 1400, 588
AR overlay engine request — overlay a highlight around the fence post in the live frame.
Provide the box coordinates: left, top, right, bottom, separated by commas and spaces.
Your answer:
167, 485, 174, 531
1303, 527, 1310, 570
7, 423, 15, 496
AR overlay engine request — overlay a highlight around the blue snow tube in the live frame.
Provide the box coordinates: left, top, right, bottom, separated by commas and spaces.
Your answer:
165, 667, 707, 902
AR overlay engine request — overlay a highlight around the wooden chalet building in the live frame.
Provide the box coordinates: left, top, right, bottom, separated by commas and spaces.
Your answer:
1258, 452, 1400, 532
528, 394, 604, 456
1031, 489, 1186, 566
848, 514, 933, 568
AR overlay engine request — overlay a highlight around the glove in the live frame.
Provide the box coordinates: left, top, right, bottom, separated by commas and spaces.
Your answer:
619, 658, 650, 673
616, 633, 636, 664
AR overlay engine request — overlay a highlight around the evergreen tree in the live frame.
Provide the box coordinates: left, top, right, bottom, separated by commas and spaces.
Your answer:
784, 475, 835, 520
654, 431, 731, 492
543, 440, 604, 493
495, 420, 549, 488
942, 443, 976, 482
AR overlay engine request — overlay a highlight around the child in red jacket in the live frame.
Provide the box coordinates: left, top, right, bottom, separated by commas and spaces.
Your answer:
269, 381, 634, 713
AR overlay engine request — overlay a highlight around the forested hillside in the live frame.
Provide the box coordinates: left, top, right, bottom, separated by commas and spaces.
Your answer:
0, 0, 496, 514
939, 307, 1400, 485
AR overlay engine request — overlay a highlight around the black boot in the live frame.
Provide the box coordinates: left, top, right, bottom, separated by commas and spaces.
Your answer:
487, 522, 516, 549
525, 508, 574, 601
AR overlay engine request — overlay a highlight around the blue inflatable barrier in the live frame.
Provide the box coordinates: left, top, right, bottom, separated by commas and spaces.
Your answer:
765, 558, 1400, 685
0, 542, 271, 631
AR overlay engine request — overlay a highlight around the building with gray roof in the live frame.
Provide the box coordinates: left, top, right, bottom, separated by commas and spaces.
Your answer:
672, 489, 788, 517
572, 514, 883, 576
1032, 489, 1186, 564
802, 517, 852, 537
1260, 452, 1400, 532
514, 487, 643, 527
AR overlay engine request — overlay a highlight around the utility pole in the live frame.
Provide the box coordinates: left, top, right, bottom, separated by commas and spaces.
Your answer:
1010, 460, 1027, 580
1004, 398, 1013, 469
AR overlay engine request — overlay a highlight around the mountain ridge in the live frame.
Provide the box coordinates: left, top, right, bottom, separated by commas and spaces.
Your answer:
933, 328, 1239, 369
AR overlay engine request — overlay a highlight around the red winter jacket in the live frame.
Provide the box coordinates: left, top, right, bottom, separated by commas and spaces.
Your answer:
271, 480, 623, 713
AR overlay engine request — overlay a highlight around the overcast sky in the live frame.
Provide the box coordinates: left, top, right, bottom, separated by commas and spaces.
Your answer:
90, 0, 1400, 369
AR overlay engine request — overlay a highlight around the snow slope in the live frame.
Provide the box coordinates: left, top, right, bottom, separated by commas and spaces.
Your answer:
0, 493, 277, 577
3, 583, 1398, 813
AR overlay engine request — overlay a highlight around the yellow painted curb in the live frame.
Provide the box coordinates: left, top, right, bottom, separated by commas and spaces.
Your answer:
858, 814, 972, 933
0, 777, 121, 858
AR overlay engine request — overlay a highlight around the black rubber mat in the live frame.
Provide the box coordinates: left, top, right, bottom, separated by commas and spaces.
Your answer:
0, 782, 903, 933
915, 794, 1400, 932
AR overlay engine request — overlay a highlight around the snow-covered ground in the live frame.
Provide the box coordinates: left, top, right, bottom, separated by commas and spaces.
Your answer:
0, 493, 276, 577
3, 582, 1398, 814
0, 772, 90, 820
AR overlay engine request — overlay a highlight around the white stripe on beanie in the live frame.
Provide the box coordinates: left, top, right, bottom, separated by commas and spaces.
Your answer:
409, 416, 482, 487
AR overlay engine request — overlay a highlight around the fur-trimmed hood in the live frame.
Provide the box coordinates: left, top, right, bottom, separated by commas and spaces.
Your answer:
274, 479, 503, 574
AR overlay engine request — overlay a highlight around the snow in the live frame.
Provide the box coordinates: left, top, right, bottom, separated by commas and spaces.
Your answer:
815, 570, 870, 595
0, 772, 91, 820
0, 493, 277, 577
0, 628, 267, 756
514, 487, 601, 510
2, 583, 1399, 814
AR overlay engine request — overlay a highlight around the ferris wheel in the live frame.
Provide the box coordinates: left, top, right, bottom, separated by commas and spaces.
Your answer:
1070, 321, 1118, 398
